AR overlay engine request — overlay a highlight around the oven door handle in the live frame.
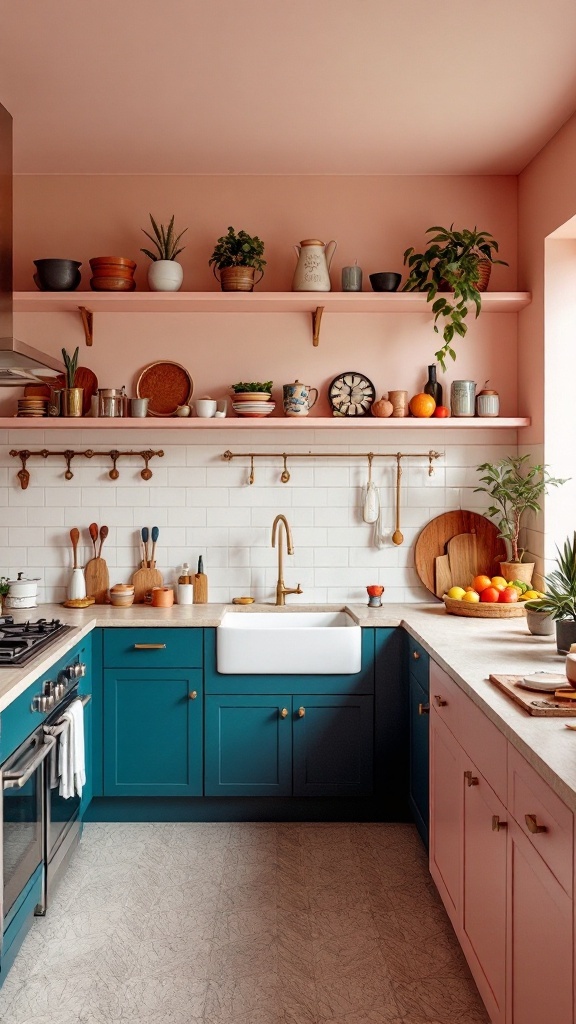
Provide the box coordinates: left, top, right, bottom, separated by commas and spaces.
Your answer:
2, 733, 56, 790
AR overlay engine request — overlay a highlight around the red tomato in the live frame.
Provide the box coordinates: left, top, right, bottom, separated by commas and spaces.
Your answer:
433, 406, 450, 418
480, 586, 500, 603
498, 587, 519, 603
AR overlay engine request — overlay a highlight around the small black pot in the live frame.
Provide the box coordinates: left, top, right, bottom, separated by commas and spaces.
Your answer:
33, 259, 82, 291
369, 272, 402, 292
555, 617, 576, 654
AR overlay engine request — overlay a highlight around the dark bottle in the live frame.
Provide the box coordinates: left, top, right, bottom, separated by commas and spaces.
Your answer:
424, 364, 443, 407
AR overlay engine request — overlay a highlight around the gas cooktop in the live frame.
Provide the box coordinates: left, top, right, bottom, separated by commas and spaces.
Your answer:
0, 616, 73, 667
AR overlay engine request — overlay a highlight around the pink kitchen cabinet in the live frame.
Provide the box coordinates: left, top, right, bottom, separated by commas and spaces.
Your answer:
430, 708, 462, 927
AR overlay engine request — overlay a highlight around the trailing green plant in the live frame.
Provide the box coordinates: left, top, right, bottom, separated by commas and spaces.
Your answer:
209, 226, 266, 272
402, 225, 508, 370
61, 346, 79, 389
141, 214, 187, 262
475, 455, 568, 563
230, 381, 273, 394
524, 533, 576, 621
0, 576, 10, 598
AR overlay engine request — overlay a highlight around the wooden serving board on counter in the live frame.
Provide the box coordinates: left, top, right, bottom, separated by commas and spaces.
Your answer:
415, 511, 506, 598
132, 563, 163, 603
84, 556, 109, 604
489, 674, 576, 716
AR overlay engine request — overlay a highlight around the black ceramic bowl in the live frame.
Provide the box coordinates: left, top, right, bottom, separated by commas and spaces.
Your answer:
33, 259, 82, 291
369, 272, 402, 292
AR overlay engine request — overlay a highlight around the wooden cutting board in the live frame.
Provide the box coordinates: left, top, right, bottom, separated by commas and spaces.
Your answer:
84, 557, 109, 604
446, 533, 479, 589
489, 674, 576, 716
132, 564, 163, 603
415, 511, 506, 599
434, 554, 452, 598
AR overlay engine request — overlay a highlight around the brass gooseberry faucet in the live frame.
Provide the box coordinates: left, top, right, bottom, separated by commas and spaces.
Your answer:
271, 514, 302, 606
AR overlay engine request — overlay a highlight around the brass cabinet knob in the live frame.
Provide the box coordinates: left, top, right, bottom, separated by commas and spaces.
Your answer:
412, 650, 420, 660
492, 815, 507, 832
280, 708, 289, 719
464, 770, 479, 787
434, 695, 447, 707
525, 813, 547, 834
418, 703, 430, 715
297, 707, 306, 718
188, 691, 197, 700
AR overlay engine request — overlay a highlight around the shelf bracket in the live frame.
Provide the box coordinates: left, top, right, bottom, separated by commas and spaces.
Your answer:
311, 305, 324, 347
78, 305, 94, 347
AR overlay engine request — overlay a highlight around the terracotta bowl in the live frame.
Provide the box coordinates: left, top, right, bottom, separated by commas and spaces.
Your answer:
109, 583, 135, 607
90, 276, 137, 291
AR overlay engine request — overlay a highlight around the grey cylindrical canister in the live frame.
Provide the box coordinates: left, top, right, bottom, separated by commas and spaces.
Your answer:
342, 265, 363, 291
476, 391, 500, 417
450, 380, 476, 417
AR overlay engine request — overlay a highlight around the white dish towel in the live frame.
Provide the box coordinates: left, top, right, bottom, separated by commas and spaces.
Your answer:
58, 698, 86, 799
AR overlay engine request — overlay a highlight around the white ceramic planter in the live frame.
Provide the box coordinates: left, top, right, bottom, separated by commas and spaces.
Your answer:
147, 260, 184, 292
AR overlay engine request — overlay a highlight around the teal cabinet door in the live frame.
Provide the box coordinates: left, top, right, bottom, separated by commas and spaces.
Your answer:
409, 673, 430, 846
103, 668, 202, 796
292, 694, 374, 797
205, 694, 292, 797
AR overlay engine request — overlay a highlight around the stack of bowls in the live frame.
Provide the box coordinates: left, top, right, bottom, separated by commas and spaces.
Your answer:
231, 391, 275, 417
17, 397, 48, 417
109, 583, 135, 607
89, 257, 137, 291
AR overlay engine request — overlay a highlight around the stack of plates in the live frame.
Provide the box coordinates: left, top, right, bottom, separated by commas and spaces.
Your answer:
232, 401, 276, 418
17, 397, 48, 418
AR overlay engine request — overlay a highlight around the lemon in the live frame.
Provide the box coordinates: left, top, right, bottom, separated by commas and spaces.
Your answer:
447, 586, 466, 600
462, 591, 480, 603
523, 590, 541, 601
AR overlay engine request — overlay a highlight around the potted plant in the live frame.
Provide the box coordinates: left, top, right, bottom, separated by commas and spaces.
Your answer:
402, 225, 508, 370
61, 346, 83, 417
475, 455, 567, 584
230, 380, 273, 401
0, 576, 9, 614
209, 226, 266, 292
141, 214, 187, 292
525, 533, 576, 652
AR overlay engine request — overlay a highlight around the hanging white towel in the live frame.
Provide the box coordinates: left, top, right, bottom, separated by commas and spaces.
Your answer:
58, 698, 86, 799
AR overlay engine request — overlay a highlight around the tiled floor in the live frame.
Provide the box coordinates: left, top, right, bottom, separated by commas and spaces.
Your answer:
0, 822, 490, 1024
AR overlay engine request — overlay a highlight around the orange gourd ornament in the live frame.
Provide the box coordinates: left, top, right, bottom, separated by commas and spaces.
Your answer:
371, 395, 393, 418
409, 393, 436, 417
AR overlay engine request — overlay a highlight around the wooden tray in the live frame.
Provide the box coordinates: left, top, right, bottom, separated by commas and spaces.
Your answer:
490, 674, 576, 715
443, 596, 526, 618
415, 511, 506, 598
136, 361, 193, 417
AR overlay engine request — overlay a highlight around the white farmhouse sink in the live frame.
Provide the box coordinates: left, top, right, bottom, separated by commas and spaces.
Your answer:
216, 611, 362, 675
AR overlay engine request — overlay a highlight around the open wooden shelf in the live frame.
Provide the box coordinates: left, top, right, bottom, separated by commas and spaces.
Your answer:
0, 416, 531, 430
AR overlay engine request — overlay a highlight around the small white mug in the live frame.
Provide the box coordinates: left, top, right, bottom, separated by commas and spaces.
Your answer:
195, 399, 217, 418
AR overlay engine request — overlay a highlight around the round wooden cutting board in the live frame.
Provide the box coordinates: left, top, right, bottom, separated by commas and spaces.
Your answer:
414, 510, 506, 598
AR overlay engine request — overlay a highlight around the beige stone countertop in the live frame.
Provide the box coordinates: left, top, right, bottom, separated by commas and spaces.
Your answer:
2, 601, 575, 812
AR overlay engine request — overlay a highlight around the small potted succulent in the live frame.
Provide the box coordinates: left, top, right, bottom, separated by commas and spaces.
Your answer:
475, 455, 567, 584
61, 346, 83, 417
525, 533, 576, 652
209, 227, 266, 292
402, 225, 508, 370
141, 214, 188, 291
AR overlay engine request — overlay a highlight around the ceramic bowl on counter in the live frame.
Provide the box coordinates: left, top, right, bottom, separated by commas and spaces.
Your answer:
109, 584, 135, 608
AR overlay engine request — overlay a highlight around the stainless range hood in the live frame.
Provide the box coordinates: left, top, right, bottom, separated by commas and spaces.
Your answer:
0, 102, 64, 386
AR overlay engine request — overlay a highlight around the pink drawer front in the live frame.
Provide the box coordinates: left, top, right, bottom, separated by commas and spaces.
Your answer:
430, 660, 507, 803
508, 745, 574, 897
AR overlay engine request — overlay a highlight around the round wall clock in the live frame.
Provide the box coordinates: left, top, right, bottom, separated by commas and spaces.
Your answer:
328, 371, 376, 416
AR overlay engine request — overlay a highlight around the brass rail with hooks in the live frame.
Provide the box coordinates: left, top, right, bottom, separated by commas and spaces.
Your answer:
222, 449, 443, 485
9, 448, 164, 489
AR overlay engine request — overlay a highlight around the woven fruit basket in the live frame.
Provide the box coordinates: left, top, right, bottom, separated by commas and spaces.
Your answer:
443, 596, 526, 618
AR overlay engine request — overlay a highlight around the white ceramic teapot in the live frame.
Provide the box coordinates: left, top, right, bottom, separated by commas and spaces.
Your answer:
292, 238, 337, 292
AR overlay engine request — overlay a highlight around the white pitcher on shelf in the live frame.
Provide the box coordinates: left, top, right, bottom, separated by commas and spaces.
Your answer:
292, 239, 337, 292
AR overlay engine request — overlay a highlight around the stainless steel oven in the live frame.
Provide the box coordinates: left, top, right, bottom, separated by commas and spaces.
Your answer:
0, 727, 55, 941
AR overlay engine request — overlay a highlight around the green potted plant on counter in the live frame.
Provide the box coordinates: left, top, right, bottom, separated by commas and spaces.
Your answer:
141, 214, 188, 291
402, 225, 508, 370
525, 533, 576, 652
474, 455, 567, 584
209, 226, 266, 292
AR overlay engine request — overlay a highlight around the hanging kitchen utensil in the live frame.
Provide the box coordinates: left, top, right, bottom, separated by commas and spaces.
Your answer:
392, 454, 404, 545
373, 489, 387, 549
363, 454, 380, 524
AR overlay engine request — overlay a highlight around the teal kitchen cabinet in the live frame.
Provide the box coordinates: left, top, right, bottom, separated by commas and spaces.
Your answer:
407, 636, 429, 846
204, 694, 292, 797
292, 694, 373, 797
102, 629, 203, 797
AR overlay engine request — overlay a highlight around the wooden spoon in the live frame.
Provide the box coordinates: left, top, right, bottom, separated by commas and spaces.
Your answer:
392, 455, 404, 546
98, 525, 109, 557
88, 522, 98, 558
70, 527, 80, 569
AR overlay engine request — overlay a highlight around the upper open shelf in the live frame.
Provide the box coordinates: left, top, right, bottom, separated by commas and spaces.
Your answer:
0, 416, 531, 430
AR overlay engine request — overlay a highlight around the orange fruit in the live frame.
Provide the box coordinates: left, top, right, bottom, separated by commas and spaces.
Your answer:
491, 576, 508, 588
472, 575, 492, 593
409, 393, 436, 417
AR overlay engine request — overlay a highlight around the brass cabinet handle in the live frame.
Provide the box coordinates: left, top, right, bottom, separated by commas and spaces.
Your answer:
280, 708, 289, 719
133, 643, 167, 650
297, 707, 305, 718
188, 691, 197, 700
412, 650, 420, 660
434, 694, 447, 707
525, 813, 547, 834
492, 815, 507, 831
418, 703, 430, 715
464, 770, 479, 787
